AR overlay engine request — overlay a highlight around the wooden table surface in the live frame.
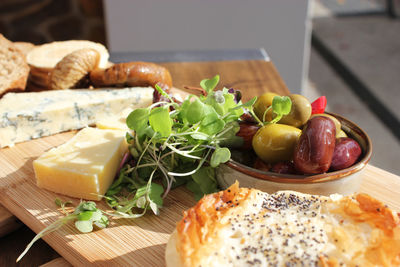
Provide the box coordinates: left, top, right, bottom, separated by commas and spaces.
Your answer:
0, 60, 399, 266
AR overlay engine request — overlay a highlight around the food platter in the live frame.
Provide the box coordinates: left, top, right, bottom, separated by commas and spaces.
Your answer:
1, 60, 400, 266
1, 130, 400, 266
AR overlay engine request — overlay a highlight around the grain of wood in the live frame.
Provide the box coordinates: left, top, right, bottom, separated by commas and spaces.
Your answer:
159, 60, 290, 101
40, 257, 72, 267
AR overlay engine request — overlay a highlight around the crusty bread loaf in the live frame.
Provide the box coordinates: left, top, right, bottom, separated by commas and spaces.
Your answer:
26, 40, 109, 90
166, 182, 400, 267
26, 40, 109, 69
50, 48, 100, 90
13, 42, 35, 57
0, 34, 30, 96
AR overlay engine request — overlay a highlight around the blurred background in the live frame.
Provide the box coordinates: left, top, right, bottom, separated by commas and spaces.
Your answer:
1, 0, 399, 174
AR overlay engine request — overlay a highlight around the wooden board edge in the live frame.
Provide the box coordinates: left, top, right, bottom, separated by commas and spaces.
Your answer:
40, 257, 72, 267
0, 204, 21, 237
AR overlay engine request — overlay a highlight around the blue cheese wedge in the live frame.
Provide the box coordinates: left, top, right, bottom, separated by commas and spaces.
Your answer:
0, 87, 153, 148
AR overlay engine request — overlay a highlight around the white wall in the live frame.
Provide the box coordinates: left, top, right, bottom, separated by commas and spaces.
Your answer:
104, 0, 311, 93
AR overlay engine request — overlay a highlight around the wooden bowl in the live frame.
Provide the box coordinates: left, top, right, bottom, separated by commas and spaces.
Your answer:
216, 113, 372, 196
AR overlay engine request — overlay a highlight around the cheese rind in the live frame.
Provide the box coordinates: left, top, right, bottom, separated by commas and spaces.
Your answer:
0, 87, 153, 148
33, 127, 128, 200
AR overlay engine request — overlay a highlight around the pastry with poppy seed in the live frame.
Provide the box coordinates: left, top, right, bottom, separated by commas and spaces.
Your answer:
166, 182, 400, 267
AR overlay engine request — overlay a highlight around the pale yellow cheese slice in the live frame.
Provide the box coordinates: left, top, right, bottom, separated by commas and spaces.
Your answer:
33, 127, 128, 200
96, 108, 133, 131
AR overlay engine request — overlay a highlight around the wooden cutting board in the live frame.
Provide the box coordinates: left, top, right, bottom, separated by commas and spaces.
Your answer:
0, 131, 194, 266
1, 60, 400, 266
1, 133, 400, 266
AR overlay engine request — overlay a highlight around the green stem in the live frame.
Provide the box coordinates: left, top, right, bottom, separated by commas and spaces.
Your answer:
269, 114, 282, 124
262, 106, 272, 122
167, 148, 211, 177
17, 214, 78, 262
249, 108, 264, 127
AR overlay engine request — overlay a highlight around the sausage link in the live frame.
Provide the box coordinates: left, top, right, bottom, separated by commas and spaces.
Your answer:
90, 62, 172, 91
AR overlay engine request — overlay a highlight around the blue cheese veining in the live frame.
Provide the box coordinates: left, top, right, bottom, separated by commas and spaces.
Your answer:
0, 87, 153, 148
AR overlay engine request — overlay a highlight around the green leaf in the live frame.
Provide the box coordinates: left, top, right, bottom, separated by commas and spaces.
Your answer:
125, 132, 134, 144
177, 98, 190, 123
199, 113, 225, 136
126, 108, 150, 131
154, 84, 174, 103
218, 121, 243, 148
75, 201, 97, 214
224, 93, 244, 118
210, 147, 231, 167
55, 198, 62, 207
149, 106, 172, 137
55, 198, 72, 208
213, 90, 225, 104
78, 211, 94, 221
94, 215, 109, 229
242, 96, 257, 108
200, 75, 220, 94
204, 92, 225, 116
90, 210, 102, 222
186, 180, 205, 201
190, 133, 209, 140
80, 201, 97, 211
75, 220, 93, 233
149, 202, 159, 215
190, 166, 218, 197
148, 183, 164, 207
136, 196, 147, 209
272, 96, 292, 116
220, 135, 244, 148
185, 98, 205, 124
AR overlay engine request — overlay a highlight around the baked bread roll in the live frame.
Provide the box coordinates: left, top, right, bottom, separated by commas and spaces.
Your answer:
13, 42, 35, 57
26, 40, 109, 90
0, 34, 30, 96
26, 40, 109, 69
166, 182, 400, 267
49, 48, 100, 90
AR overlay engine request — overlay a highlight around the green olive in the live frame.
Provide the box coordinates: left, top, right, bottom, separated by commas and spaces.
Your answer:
252, 124, 301, 163
254, 92, 278, 121
310, 114, 341, 136
278, 94, 311, 128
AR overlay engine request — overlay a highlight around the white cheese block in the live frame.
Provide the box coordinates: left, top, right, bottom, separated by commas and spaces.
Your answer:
0, 87, 153, 148
33, 127, 128, 200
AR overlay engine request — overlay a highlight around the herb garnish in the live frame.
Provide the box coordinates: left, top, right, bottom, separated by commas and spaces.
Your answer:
17, 199, 108, 262
105, 75, 257, 219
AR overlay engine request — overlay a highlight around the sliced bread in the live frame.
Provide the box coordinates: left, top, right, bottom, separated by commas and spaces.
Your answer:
13, 42, 35, 57
26, 40, 109, 69
0, 34, 30, 96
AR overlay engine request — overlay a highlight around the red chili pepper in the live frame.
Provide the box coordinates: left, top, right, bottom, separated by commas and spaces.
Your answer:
311, 96, 327, 114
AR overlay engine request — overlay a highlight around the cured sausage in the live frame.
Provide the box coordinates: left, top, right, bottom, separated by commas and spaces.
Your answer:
90, 62, 172, 91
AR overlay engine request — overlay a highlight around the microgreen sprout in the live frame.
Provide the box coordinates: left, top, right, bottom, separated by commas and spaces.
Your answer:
104, 75, 257, 217
257, 96, 292, 126
17, 200, 108, 262
269, 96, 292, 124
